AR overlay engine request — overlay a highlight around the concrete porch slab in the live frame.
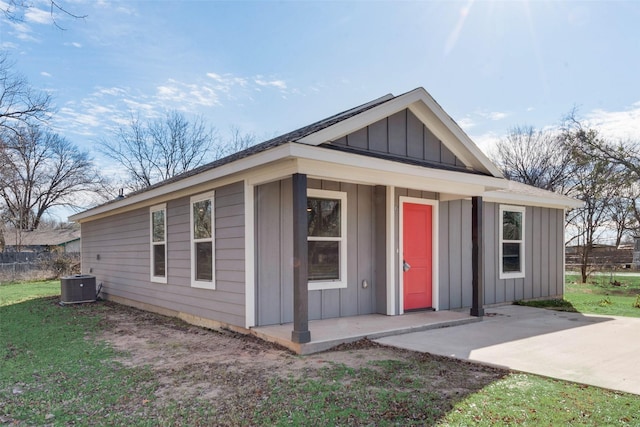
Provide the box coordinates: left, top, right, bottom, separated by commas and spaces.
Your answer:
250, 310, 480, 355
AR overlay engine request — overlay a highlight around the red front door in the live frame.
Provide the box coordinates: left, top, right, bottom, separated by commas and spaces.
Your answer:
403, 203, 433, 310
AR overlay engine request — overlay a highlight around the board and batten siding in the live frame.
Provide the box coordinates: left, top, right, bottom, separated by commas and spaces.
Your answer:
437, 201, 565, 310
255, 178, 381, 326
330, 108, 466, 168
81, 181, 246, 327
482, 203, 565, 305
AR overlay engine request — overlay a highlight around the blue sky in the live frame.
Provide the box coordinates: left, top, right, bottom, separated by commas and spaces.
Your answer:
2, 0, 640, 162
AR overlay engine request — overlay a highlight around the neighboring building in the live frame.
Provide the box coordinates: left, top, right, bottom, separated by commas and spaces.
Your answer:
566, 244, 635, 270
70, 88, 582, 351
3, 227, 81, 253
634, 237, 640, 269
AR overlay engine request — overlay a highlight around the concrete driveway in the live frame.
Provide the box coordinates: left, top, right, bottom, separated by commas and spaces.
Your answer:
376, 305, 640, 395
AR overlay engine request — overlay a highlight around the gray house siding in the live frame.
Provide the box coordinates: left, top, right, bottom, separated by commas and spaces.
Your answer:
482, 202, 564, 307
255, 178, 380, 326
437, 201, 565, 310
81, 181, 246, 327
438, 199, 473, 311
330, 109, 466, 168
255, 178, 294, 326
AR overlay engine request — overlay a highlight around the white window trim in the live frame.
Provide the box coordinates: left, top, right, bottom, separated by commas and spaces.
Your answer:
307, 188, 348, 291
499, 204, 526, 279
190, 191, 216, 289
150, 203, 167, 284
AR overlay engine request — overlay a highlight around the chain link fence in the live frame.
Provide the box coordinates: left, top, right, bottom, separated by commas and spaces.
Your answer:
0, 252, 80, 283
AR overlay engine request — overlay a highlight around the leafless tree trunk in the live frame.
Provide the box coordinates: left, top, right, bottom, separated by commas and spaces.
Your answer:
99, 112, 219, 192
0, 53, 52, 135
0, 124, 103, 230
491, 125, 576, 194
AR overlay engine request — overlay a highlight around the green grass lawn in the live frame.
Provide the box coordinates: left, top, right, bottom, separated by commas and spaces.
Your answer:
0, 280, 61, 306
2, 281, 640, 425
517, 273, 640, 318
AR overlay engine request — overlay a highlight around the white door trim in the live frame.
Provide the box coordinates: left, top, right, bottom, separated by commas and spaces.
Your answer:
398, 196, 439, 315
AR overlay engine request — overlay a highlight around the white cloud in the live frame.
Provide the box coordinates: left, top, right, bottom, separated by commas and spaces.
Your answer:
55, 72, 294, 142
469, 131, 502, 156
476, 110, 509, 121
586, 103, 640, 142
7, 20, 37, 42
24, 6, 50, 24
41, 71, 52, 77
255, 78, 287, 90
155, 79, 221, 107
457, 117, 476, 130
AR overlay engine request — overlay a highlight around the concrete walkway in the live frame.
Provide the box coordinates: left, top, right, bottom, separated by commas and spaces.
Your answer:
376, 305, 640, 395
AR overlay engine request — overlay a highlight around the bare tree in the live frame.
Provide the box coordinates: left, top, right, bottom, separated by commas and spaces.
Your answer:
99, 111, 219, 191
0, 123, 103, 230
609, 185, 640, 247
2, 0, 87, 30
491, 126, 576, 194
563, 108, 640, 241
215, 125, 257, 159
561, 122, 629, 282
0, 53, 52, 135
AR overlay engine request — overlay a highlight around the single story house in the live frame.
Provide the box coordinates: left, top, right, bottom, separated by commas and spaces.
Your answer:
2, 227, 81, 253
70, 87, 582, 352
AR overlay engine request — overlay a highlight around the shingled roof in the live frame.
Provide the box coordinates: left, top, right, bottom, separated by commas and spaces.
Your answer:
125, 92, 397, 198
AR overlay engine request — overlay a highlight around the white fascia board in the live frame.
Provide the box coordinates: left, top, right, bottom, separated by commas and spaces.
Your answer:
69, 144, 298, 223
295, 87, 503, 178
70, 141, 510, 224
483, 191, 584, 210
296, 88, 425, 146
407, 98, 503, 178
289, 143, 509, 195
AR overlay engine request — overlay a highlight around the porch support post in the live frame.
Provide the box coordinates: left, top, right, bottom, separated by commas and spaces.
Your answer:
291, 173, 311, 343
471, 196, 485, 317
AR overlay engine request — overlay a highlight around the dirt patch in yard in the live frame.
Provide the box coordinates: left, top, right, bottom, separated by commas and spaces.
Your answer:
96, 301, 507, 424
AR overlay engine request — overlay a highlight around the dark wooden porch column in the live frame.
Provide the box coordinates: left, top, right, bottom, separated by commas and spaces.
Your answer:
291, 173, 311, 343
471, 196, 485, 317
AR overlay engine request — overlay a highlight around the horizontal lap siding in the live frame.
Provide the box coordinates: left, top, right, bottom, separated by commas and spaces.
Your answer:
483, 202, 564, 306
81, 181, 245, 328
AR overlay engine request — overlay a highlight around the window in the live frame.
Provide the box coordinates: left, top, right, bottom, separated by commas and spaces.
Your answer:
190, 191, 215, 289
499, 205, 526, 279
150, 204, 167, 283
307, 189, 347, 290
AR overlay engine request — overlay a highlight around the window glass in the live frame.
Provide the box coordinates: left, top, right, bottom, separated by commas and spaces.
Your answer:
502, 242, 521, 273
153, 243, 166, 277
190, 192, 215, 288
152, 210, 165, 242
500, 206, 525, 278
306, 190, 346, 289
150, 204, 167, 283
503, 211, 522, 240
308, 241, 340, 280
193, 199, 212, 239
195, 241, 213, 282
307, 198, 341, 237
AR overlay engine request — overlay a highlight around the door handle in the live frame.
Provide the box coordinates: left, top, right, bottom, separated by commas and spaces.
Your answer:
403, 260, 411, 272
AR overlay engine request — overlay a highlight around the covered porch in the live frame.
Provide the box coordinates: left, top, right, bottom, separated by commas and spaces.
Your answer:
251, 309, 479, 355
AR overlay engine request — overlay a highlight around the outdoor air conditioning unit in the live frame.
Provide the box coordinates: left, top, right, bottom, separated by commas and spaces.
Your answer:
61, 274, 97, 304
